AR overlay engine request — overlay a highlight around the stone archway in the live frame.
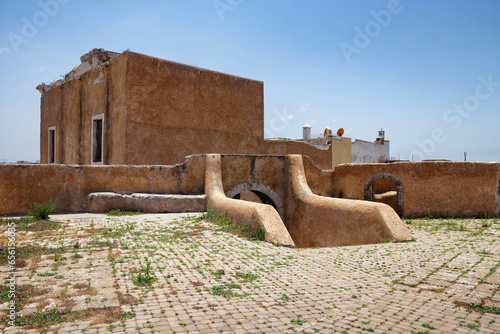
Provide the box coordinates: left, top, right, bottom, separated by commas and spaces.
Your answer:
226, 183, 284, 219
364, 172, 404, 216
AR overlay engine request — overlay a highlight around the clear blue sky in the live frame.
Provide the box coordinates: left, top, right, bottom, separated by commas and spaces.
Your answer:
1, 0, 499, 162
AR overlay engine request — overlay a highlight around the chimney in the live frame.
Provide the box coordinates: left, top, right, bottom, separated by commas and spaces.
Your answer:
303, 124, 311, 140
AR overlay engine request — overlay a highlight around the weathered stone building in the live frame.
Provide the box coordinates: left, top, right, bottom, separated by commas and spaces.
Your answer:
37, 48, 332, 168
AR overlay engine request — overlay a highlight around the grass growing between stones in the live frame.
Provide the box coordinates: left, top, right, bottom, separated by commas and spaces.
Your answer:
0, 210, 272, 331
403, 217, 497, 233
0, 217, 64, 232
15, 307, 123, 330
0, 214, 498, 332
0, 283, 50, 313
196, 206, 266, 241
15, 308, 72, 328
131, 257, 157, 287
104, 209, 144, 216
211, 283, 248, 299
464, 303, 500, 315
0, 245, 68, 268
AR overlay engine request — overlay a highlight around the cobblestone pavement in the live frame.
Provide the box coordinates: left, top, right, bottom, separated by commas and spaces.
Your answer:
1, 213, 499, 333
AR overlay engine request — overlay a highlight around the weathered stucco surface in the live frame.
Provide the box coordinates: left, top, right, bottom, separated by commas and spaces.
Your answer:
285, 155, 411, 247
40, 54, 128, 165
0, 154, 414, 248
333, 161, 500, 218
260, 140, 332, 170
87, 192, 206, 213
205, 154, 295, 247
205, 154, 411, 247
0, 155, 205, 215
2, 155, 499, 247
302, 156, 335, 197
39, 50, 333, 169
351, 139, 385, 163
124, 52, 264, 165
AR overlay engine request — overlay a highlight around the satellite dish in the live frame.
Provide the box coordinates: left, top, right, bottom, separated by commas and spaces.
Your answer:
337, 128, 344, 137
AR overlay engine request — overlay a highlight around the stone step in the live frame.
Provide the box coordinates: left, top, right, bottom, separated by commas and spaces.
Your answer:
87, 192, 206, 213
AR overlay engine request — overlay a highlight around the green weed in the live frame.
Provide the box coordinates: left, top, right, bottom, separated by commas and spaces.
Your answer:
104, 209, 144, 216
465, 303, 500, 315
0, 216, 63, 232
198, 206, 266, 242
131, 257, 157, 287
119, 311, 136, 320
235, 272, 259, 282
211, 283, 247, 299
15, 308, 71, 328
291, 317, 306, 325
28, 199, 55, 220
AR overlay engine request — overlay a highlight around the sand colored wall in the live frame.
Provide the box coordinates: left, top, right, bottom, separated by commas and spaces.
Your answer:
219, 155, 287, 222
285, 155, 412, 247
332, 161, 500, 218
332, 137, 352, 168
0, 156, 205, 216
60, 79, 81, 164
5, 154, 500, 248
205, 154, 295, 247
206, 154, 411, 247
124, 52, 264, 165
260, 140, 332, 170
301, 156, 335, 197
219, 155, 286, 195
106, 54, 128, 165
39, 51, 334, 169
40, 85, 63, 164
39, 55, 128, 165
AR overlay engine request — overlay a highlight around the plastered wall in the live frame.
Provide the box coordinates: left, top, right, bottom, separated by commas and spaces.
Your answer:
40, 55, 128, 165
6, 157, 499, 219
124, 52, 265, 165
0, 156, 205, 216
332, 161, 500, 218
39, 51, 333, 169
351, 140, 386, 163
332, 137, 351, 168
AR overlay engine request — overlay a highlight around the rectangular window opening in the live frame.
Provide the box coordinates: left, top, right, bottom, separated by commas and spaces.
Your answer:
48, 127, 56, 164
92, 114, 104, 164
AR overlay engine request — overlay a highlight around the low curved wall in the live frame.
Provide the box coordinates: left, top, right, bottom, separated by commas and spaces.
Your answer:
285, 155, 412, 247
204, 154, 295, 247
302, 156, 335, 197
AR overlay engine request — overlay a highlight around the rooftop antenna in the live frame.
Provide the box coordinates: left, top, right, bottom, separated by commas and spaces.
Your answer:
337, 128, 344, 137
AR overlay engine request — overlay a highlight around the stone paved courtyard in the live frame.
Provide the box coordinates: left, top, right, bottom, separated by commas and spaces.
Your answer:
1, 212, 499, 333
